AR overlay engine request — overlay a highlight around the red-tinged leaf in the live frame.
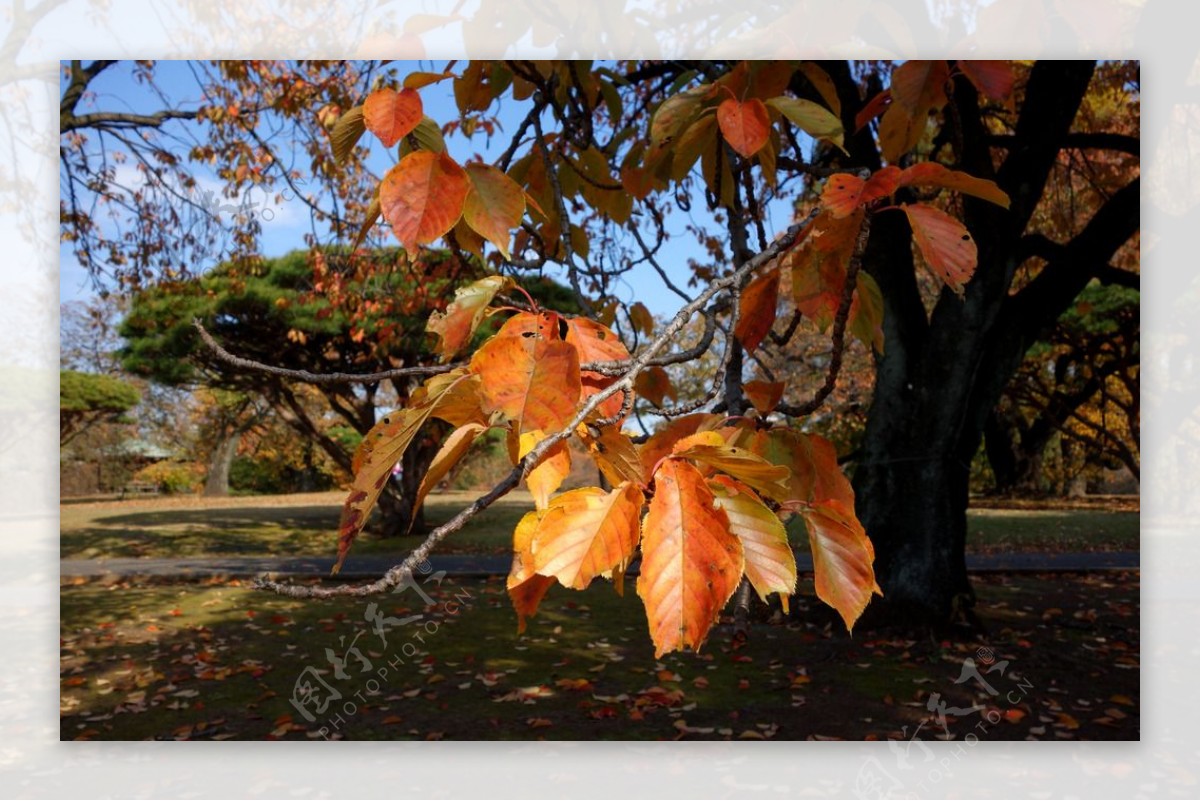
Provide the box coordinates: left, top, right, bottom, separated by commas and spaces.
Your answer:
820, 173, 866, 218
743, 380, 785, 415
565, 315, 630, 424
717, 97, 771, 158
620, 163, 656, 200
766, 96, 844, 150
330, 105, 366, 165
380, 151, 469, 257
532, 482, 644, 590
801, 498, 881, 631
788, 210, 863, 331
426, 275, 514, 361
578, 425, 645, 487
878, 60, 950, 162
403, 71, 454, 90
897, 162, 1010, 208
734, 267, 780, 352
860, 166, 903, 205
854, 89, 892, 132
902, 203, 979, 295
956, 60, 1014, 101
709, 477, 797, 612
463, 164, 525, 259
408, 422, 488, 533
363, 87, 424, 148
520, 431, 572, 510
634, 365, 675, 408
637, 459, 744, 657
424, 369, 488, 428
671, 438, 792, 502
742, 427, 854, 508
508, 510, 555, 633
337, 370, 477, 572
469, 330, 581, 436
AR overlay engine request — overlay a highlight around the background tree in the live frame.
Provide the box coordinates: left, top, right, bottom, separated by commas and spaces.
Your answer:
59, 370, 140, 446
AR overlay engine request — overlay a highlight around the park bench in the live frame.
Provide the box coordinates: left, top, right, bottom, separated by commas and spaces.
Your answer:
119, 480, 161, 499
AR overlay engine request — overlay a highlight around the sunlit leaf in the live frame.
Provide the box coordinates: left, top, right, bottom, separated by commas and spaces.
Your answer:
767, 96, 844, 150
470, 325, 581, 436
533, 482, 644, 590
508, 510, 555, 633
379, 151, 469, 257
709, 477, 797, 611
801, 498, 881, 631
426, 275, 514, 361
578, 424, 645, 487
408, 422, 488, 533
671, 438, 792, 502
330, 105, 365, 164
717, 97, 771, 158
520, 430, 572, 510
637, 459, 743, 657
462, 164, 525, 260
363, 87, 424, 148
897, 162, 1010, 208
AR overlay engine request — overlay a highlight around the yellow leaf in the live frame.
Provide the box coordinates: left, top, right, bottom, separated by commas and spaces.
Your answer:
533, 483, 644, 590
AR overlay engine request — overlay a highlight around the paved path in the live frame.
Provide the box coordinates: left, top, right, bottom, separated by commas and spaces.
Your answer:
60, 550, 1140, 580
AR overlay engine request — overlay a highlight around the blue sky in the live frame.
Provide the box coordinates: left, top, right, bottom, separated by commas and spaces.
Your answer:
60, 60, 805, 319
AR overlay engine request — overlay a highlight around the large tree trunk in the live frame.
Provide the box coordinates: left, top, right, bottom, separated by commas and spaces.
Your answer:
203, 430, 241, 497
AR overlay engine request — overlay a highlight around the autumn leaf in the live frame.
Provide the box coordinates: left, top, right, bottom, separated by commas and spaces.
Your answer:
577, 424, 645, 487
379, 151, 469, 257
902, 202, 979, 295
520, 431, 572, 510
743, 380, 785, 415
469, 324, 582, 436
789, 209, 863, 331
565, 316, 631, 421
404, 71, 455, 90
638, 413, 722, 477
717, 97, 771, 158
956, 60, 1014, 102
767, 96, 844, 150
672, 435, 792, 502
849, 272, 885, 353
463, 164, 526, 259
878, 60, 950, 162
508, 510, 555, 633
709, 477, 797, 611
854, 88, 892, 133
329, 105, 365, 164
649, 84, 712, 149
634, 366, 675, 408
819, 173, 865, 218
897, 162, 1010, 208
637, 459, 744, 657
425, 274, 514, 361
363, 87, 424, 148
408, 422, 488, 533
801, 498, 881, 631
628, 302, 655, 336
336, 369, 478, 572
532, 482, 644, 590
734, 267, 779, 353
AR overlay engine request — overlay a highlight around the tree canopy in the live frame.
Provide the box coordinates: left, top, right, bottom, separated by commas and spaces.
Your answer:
59, 369, 141, 445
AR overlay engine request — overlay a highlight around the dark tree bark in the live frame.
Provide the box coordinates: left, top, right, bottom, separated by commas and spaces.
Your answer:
834, 61, 1139, 623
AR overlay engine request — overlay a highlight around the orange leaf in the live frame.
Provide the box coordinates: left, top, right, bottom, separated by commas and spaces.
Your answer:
902, 203, 979, 295
740, 427, 854, 509
403, 71, 455, 90
860, 166, 903, 205
408, 422, 488, 533
638, 413, 722, 477
520, 431, 572, 510
470, 330, 581, 436
578, 424, 645, 487
463, 164, 525, 260
734, 267, 780, 352
533, 483, 644, 590
425, 275, 513, 361
336, 369, 478, 572
565, 316, 631, 422
380, 151, 469, 257
801, 498, 880, 631
854, 88, 892, 133
709, 477, 797, 612
628, 302, 655, 336
717, 97, 771, 158
897, 162, 1010, 208
363, 87, 424, 148
671, 438, 792, 502
789, 209, 863, 331
743, 380, 785, 415
507, 509, 555, 633
637, 459, 744, 657
956, 60, 1014, 102
820, 173, 866, 218
878, 60, 950, 162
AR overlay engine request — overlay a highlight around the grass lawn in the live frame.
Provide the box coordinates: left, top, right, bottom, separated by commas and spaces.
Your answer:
60, 571, 1139, 741
60, 490, 1140, 560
